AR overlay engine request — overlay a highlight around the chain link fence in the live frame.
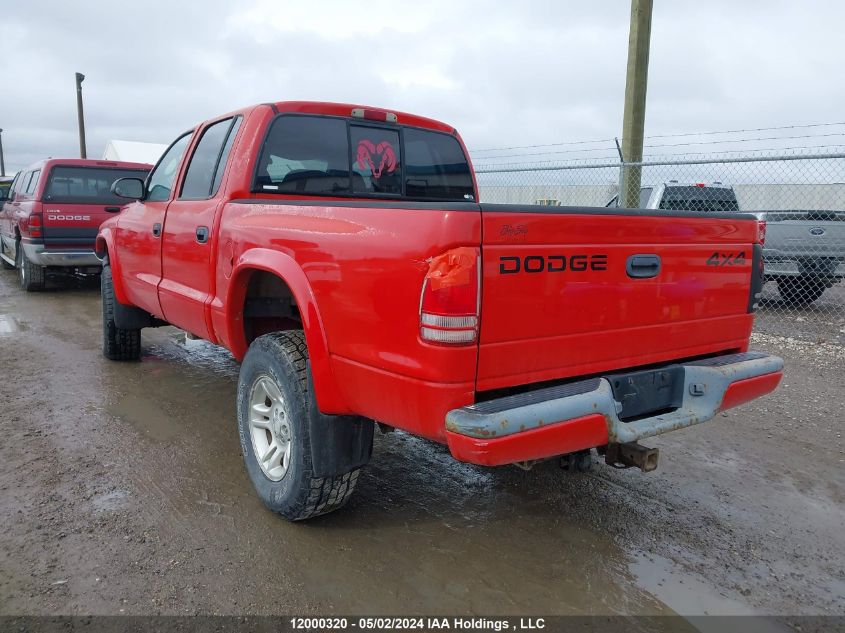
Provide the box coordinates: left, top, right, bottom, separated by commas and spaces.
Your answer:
475, 150, 845, 345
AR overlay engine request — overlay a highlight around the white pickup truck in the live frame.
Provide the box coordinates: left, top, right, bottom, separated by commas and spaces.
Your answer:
607, 182, 845, 306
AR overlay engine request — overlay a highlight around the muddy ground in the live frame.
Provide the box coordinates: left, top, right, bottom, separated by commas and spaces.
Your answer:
0, 270, 842, 626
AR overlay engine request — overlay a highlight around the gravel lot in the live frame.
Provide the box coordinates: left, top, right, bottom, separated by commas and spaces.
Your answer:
0, 270, 842, 627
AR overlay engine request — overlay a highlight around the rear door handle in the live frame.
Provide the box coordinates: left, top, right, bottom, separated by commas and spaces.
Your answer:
152, 223, 162, 237
626, 254, 661, 278
195, 226, 209, 244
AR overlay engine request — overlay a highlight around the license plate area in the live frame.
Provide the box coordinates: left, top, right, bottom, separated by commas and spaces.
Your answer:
606, 366, 685, 422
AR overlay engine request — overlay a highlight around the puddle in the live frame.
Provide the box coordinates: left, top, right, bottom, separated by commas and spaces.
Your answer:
629, 552, 791, 632
0, 314, 27, 335
108, 392, 181, 442
91, 489, 131, 513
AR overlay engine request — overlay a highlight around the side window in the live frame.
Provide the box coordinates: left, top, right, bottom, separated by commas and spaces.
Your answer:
350, 125, 402, 195
255, 116, 350, 194
211, 118, 242, 195
9, 173, 24, 199
25, 170, 40, 195
147, 132, 193, 202
180, 117, 241, 199
5, 174, 20, 200
403, 129, 474, 200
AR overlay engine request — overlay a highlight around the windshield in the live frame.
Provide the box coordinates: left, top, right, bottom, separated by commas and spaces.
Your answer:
44, 166, 150, 205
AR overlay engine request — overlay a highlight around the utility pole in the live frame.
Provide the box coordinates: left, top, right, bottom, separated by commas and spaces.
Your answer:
0, 128, 5, 177
619, 0, 653, 208
75, 72, 87, 159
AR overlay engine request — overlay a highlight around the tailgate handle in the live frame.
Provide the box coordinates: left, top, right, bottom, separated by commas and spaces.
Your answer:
627, 254, 661, 278
104, 206, 122, 213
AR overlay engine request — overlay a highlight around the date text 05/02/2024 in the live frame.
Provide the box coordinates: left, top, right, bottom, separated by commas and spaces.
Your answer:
289, 617, 546, 630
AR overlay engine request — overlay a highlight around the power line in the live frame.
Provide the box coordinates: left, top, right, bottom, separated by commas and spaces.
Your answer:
644, 121, 845, 140
472, 137, 615, 154
473, 144, 845, 170
469, 121, 845, 154
471, 132, 845, 161
644, 132, 845, 150
473, 146, 619, 161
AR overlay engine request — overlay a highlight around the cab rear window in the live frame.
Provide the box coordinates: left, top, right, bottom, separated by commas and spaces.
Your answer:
658, 186, 740, 213
254, 115, 475, 201
44, 166, 150, 205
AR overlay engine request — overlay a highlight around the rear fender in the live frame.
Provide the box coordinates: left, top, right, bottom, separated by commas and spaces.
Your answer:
227, 248, 348, 414
95, 229, 130, 306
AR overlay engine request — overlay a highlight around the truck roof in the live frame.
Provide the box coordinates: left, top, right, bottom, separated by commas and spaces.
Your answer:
209, 101, 457, 136
19, 158, 153, 172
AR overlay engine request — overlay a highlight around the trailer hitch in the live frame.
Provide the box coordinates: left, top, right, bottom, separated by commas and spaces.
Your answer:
603, 442, 659, 472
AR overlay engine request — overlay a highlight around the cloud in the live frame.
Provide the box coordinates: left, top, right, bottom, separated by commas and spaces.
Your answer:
2, 0, 844, 173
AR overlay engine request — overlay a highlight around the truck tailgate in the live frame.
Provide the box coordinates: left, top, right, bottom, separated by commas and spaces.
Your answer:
764, 211, 845, 258
42, 203, 116, 250
477, 205, 759, 392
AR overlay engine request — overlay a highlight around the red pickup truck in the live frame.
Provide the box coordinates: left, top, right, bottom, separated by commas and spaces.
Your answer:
97, 101, 783, 521
0, 158, 152, 290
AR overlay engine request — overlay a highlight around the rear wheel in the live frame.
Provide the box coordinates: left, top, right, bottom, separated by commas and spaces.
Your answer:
777, 276, 826, 306
16, 243, 45, 291
237, 331, 362, 521
101, 260, 141, 360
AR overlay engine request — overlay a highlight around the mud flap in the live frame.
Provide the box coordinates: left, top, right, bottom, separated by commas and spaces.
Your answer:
112, 297, 159, 330
306, 365, 374, 478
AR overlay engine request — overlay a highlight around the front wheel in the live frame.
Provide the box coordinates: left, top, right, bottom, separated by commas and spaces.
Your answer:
777, 276, 827, 306
101, 261, 141, 360
237, 331, 362, 521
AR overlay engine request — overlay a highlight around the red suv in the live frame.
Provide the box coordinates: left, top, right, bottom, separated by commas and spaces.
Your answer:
0, 158, 151, 290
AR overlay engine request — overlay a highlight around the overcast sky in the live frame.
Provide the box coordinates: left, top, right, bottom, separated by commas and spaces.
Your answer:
2, 0, 845, 173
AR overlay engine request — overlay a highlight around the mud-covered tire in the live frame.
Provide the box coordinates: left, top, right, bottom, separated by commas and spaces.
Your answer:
777, 276, 826, 306
237, 331, 361, 521
101, 261, 141, 361
16, 243, 45, 291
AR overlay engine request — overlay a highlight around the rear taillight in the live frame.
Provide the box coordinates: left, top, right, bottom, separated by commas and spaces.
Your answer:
420, 247, 480, 345
757, 220, 766, 245
748, 243, 765, 313
24, 213, 43, 238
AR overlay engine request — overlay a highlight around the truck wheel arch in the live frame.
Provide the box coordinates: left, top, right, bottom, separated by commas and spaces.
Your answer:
227, 249, 349, 415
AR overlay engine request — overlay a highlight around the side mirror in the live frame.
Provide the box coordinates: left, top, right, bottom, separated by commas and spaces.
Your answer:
111, 177, 145, 200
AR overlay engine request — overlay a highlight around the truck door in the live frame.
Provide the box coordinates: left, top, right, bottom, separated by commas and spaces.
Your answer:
158, 116, 241, 340
115, 133, 192, 317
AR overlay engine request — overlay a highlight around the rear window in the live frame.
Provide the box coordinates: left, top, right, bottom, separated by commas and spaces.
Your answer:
658, 186, 740, 213
44, 166, 150, 204
255, 115, 475, 201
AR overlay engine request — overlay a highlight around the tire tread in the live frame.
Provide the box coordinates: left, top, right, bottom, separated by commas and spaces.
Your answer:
243, 331, 361, 521
102, 262, 141, 361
